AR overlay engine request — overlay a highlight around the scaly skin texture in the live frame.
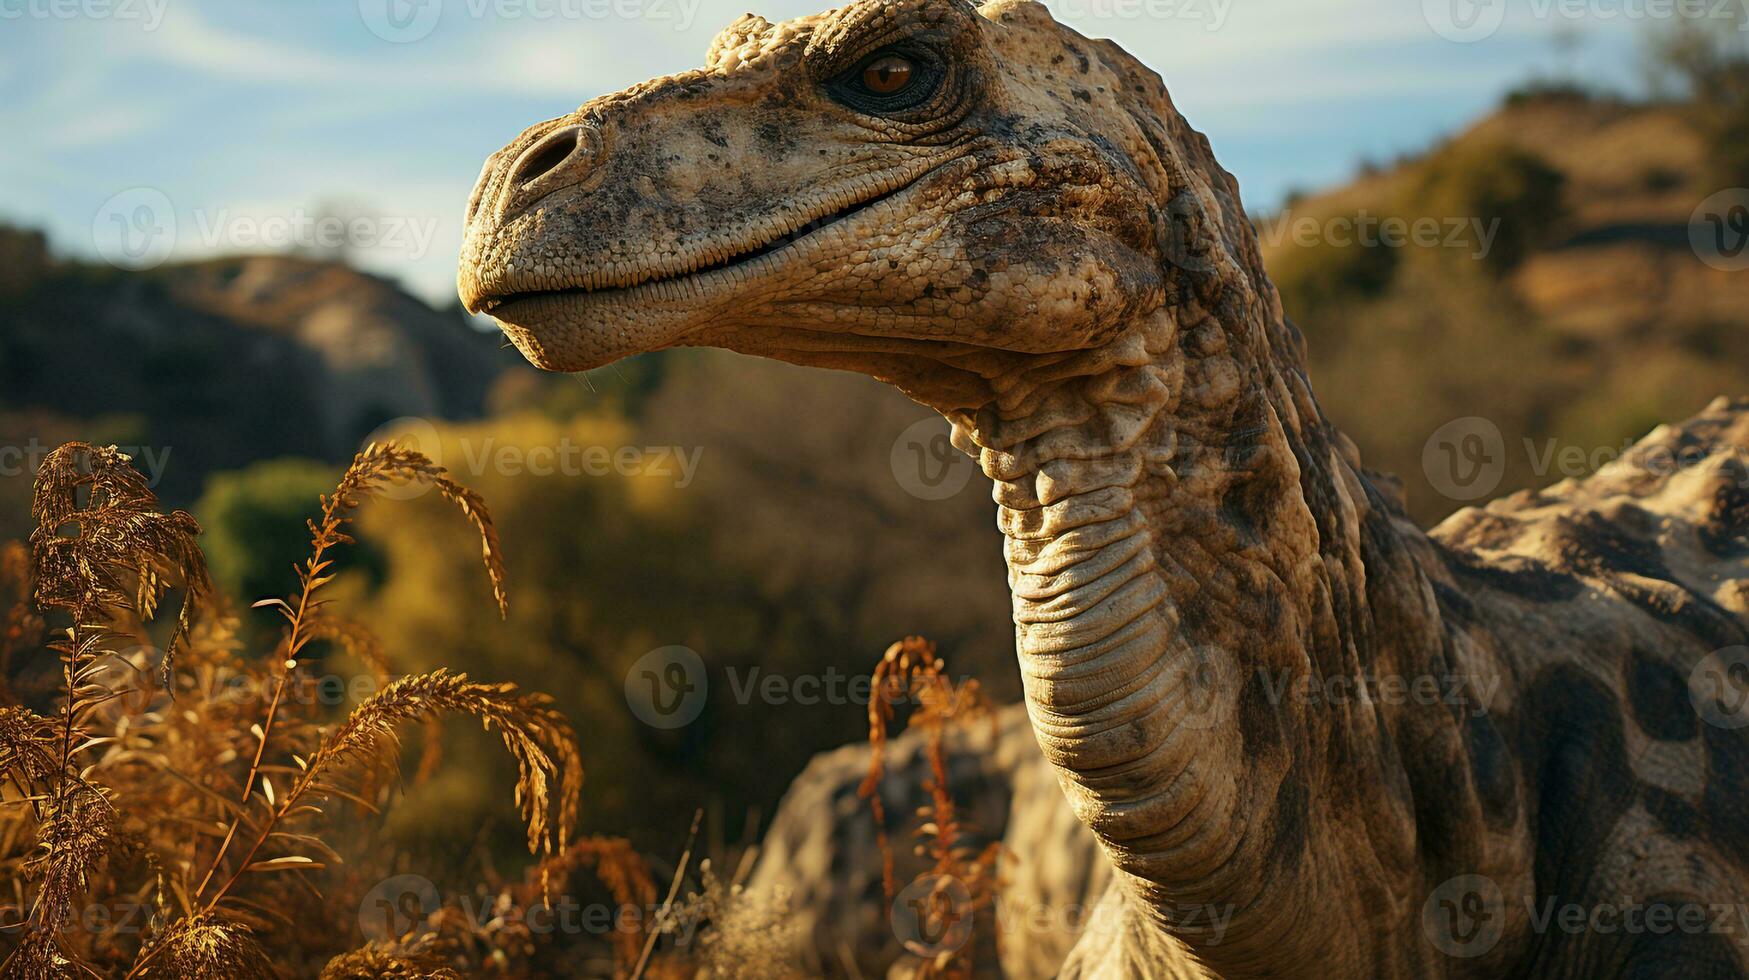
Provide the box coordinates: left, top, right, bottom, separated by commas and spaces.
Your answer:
458, 2, 1749, 976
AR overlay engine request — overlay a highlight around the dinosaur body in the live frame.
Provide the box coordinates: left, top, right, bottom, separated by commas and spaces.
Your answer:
457, 2, 1749, 975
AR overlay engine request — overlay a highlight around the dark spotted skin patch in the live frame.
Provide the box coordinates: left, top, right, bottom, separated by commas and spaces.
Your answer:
1436, 542, 1587, 603
1462, 509, 1749, 649
1464, 711, 1520, 831
1621, 916, 1748, 980
1628, 648, 1701, 742
1237, 667, 1285, 759
1701, 721, 1749, 868
1495, 654, 1749, 977
1548, 511, 1672, 581
1610, 576, 1749, 651
1642, 785, 1702, 841
1513, 665, 1640, 974
1265, 777, 1309, 871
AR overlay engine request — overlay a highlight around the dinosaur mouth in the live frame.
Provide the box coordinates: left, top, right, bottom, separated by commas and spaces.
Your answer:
463, 154, 977, 372
468, 166, 932, 315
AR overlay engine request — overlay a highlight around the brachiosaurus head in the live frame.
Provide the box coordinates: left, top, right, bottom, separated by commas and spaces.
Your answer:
458, 0, 1273, 410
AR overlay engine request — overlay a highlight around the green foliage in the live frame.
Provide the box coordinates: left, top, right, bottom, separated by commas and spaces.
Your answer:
1403, 142, 1567, 274
195, 458, 344, 604
0, 226, 49, 299
1641, 9, 1749, 185
1703, 94, 1749, 187
1268, 227, 1398, 322
1502, 80, 1598, 108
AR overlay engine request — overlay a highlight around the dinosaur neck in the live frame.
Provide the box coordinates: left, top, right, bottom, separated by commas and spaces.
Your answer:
948, 300, 1445, 975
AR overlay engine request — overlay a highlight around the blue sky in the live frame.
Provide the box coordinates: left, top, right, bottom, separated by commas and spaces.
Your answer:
0, 0, 1652, 306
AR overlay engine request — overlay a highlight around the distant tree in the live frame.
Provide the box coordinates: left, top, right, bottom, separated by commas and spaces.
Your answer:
1406, 142, 1568, 274
196, 458, 346, 606
0, 225, 50, 299
1642, 7, 1749, 185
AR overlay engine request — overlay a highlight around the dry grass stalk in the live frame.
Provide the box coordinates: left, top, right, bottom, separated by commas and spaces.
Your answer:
203, 440, 508, 903
318, 941, 461, 979
190, 440, 520, 917
4, 444, 210, 978
134, 911, 276, 979
857, 637, 992, 897
515, 836, 658, 975
29, 443, 210, 686
290, 668, 579, 857
858, 636, 1001, 980
150, 442, 570, 976
0, 441, 599, 979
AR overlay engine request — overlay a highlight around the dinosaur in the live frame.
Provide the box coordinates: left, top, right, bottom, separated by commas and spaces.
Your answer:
456, 0, 1749, 975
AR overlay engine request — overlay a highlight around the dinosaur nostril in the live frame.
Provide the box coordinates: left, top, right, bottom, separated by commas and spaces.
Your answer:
490, 123, 606, 224
511, 126, 584, 188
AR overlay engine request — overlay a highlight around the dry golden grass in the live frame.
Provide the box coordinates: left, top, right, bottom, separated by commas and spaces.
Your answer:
0, 442, 635, 978
0, 441, 1011, 978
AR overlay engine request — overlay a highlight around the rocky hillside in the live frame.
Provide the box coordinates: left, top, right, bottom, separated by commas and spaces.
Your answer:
1262, 95, 1749, 526
0, 228, 531, 527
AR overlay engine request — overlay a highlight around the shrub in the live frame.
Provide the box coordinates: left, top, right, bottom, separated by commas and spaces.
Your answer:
1403, 142, 1567, 274
195, 458, 346, 608
1268, 227, 1399, 321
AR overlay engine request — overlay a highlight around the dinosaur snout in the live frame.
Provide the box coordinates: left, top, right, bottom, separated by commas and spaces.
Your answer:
475, 122, 608, 226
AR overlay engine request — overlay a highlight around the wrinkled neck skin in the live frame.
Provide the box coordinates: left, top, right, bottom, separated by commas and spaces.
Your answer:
939, 286, 1472, 977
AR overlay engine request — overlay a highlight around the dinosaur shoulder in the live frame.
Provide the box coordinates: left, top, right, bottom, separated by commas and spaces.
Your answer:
1429, 397, 1749, 646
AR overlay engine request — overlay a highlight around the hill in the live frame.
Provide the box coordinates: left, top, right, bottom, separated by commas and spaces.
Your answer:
0, 230, 530, 532
1261, 95, 1749, 525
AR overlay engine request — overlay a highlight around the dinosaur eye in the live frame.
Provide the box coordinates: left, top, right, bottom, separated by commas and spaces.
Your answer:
860, 54, 913, 95
827, 45, 944, 116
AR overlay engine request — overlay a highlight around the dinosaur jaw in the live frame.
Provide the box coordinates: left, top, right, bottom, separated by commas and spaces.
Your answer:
462, 156, 972, 373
